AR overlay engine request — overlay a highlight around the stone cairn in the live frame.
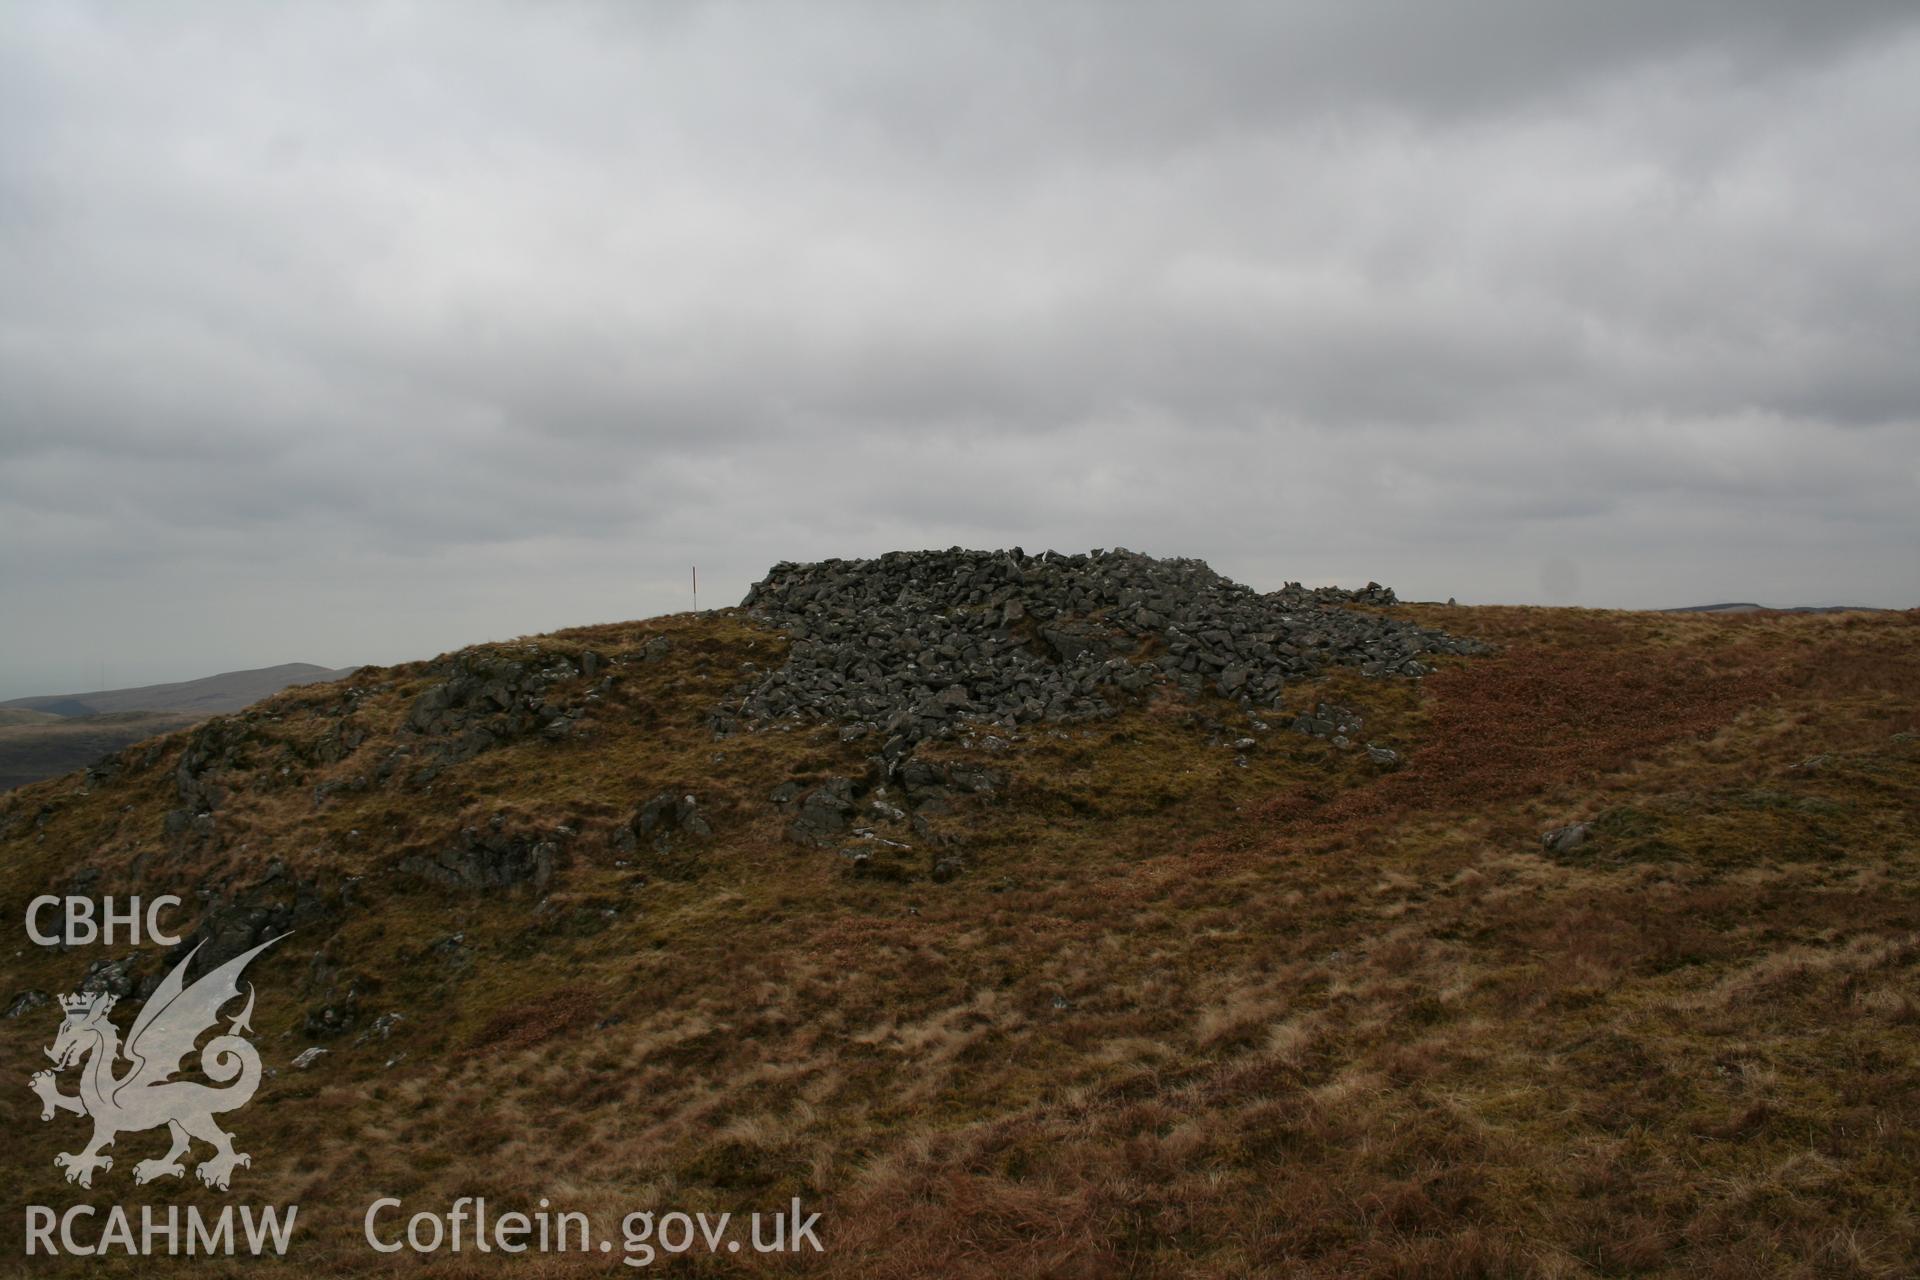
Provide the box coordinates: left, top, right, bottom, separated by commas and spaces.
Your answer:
718, 547, 1483, 771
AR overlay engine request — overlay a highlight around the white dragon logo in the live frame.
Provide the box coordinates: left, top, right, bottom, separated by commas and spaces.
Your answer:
28, 936, 280, 1191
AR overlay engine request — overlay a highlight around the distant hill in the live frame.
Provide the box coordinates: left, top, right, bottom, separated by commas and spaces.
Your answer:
0, 662, 357, 790
0, 708, 66, 728
1664, 602, 1891, 615
1, 662, 360, 718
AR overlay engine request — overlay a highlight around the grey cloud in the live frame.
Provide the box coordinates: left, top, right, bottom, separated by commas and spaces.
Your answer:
1, 2, 1917, 698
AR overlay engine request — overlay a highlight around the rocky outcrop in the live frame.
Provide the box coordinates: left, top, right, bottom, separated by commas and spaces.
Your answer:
4, 989, 50, 1019
609, 793, 712, 874
180, 857, 340, 978
168, 714, 253, 823
398, 818, 567, 892
894, 759, 1003, 813
779, 778, 860, 848
400, 648, 607, 783
162, 704, 377, 844
768, 766, 986, 883
77, 955, 145, 998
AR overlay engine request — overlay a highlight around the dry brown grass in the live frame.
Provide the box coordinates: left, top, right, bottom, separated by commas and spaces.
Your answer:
2, 605, 1917, 1276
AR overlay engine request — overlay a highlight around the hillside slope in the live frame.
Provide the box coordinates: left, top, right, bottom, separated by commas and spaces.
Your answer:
2, 566, 1916, 1277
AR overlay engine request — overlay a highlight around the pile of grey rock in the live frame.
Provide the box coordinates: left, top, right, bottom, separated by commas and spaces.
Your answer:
722, 548, 1482, 764
1269, 581, 1401, 608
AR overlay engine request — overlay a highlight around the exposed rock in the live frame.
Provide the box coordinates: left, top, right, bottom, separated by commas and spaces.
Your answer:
609, 793, 713, 873
400, 648, 592, 782
1291, 702, 1366, 743
786, 778, 858, 847
1542, 823, 1593, 855
180, 860, 337, 978
427, 933, 474, 971
636, 793, 712, 846
79, 955, 141, 998
399, 820, 563, 892
5, 989, 51, 1019
892, 759, 1005, 807
303, 1000, 359, 1039
291, 1047, 328, 1070
356, 1011, 404, 1044
1268, 581, 1400, 608
173, 715, 252, 813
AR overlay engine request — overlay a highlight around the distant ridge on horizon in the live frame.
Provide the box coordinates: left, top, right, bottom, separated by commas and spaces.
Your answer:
1, 661, 360, 718
1661, 602, 1894, 616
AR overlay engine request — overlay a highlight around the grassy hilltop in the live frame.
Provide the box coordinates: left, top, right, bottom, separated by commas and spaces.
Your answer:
2, 595, 1917, 1277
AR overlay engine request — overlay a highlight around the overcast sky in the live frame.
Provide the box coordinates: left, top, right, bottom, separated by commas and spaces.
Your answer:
3, 2, 1917, 697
